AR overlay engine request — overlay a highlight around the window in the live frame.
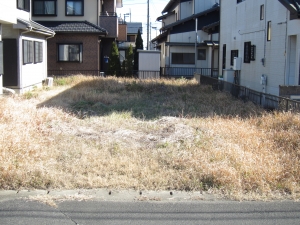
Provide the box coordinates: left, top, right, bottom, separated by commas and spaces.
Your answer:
66, 0, 84, 16
23, 40, 33, 64
17, 0, 30, 12
260, 5, 264, 20
197, 49, 206, 60
172, 53, 195, 64
244, 42, 251, 63
230, 50, 238, 66
33, 0, 56, 16
58, 43, 83, 62
34, 41, 43, 63
267, 21, 271, 41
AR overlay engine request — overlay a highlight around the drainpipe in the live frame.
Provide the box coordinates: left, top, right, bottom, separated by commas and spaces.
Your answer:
195, 17, 198, 69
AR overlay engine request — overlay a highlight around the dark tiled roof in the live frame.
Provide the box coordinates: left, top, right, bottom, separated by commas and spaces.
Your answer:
36, 21, 107, 34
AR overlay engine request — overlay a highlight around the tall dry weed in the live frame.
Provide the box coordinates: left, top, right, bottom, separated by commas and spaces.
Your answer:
0, 76, 299, 200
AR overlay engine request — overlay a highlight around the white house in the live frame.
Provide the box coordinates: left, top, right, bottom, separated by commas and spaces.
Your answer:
219, 0, 300, 97
152, 0, 220, 77
0, 0, 55, 94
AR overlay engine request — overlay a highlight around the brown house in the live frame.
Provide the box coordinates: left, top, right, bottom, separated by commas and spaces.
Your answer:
32, 0, 123, 75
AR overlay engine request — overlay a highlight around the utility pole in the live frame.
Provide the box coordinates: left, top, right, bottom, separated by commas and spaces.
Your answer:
147, 0, 149, 50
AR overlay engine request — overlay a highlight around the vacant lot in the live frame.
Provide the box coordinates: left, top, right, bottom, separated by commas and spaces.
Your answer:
0, 76, 299, 200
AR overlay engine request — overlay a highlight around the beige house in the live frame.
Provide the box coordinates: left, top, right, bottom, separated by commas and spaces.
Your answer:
32, 0, 123, 75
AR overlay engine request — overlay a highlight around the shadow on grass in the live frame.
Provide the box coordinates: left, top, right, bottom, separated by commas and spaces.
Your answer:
38, 77, 263, 120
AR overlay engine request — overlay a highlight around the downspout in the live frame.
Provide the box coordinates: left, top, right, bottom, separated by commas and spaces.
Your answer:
284, 8, 288, 85
195, 17, 198, 69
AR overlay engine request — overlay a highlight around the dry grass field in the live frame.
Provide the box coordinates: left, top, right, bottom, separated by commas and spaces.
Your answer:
0, 75, 299, 200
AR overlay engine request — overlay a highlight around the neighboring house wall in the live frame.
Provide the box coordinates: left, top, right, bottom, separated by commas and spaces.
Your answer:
156, 1, 220, 74
219, 0, 298, 96
0, 1, 17, 24
32, 0, 99, 24
195, 0, 219, 13
0, 0, 54, 94
47, 33, 99, 71
118, 23, 127, 41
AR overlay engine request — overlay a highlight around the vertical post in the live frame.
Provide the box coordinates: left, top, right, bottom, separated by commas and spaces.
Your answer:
195, 18, 198, 68
147, 0, 149, 50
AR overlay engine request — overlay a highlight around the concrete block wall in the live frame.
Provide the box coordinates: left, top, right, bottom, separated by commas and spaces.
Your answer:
47, 33, 100, 71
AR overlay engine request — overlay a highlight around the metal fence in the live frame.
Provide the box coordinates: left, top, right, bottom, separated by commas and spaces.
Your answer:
200, 74, 300, 112
48, 70, 161, 79
48, 70, 106, 76
161, 67, 218, 78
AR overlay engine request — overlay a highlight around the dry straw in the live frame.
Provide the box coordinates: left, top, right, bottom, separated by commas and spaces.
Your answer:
0, 75, 299, 200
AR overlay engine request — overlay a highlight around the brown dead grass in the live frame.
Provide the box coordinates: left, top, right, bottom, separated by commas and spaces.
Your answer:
0, 75, 299, 200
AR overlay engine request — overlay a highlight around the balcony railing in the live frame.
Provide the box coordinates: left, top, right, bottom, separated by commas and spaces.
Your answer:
100, 12, 117, 17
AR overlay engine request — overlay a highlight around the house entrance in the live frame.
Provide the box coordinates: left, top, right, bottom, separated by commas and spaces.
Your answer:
3, 39, 18, 86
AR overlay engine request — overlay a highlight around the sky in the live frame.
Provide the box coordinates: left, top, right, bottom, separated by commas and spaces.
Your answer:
116, 0, 170, 49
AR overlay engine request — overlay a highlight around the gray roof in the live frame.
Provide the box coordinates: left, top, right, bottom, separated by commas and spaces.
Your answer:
37, 21, 107, 34
127, 22, 143, 34
17, 18, 55, 36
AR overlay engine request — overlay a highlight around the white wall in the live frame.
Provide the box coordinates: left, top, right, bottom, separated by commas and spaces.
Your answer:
19, 34, 47, 92
0, 0, 17, 24
32, 0, 98, 24
170, 30, 210, 43
180, 1, 193, 19
195, 0, 219, 14
219, 0, 290, 95
138, 50, 160, 71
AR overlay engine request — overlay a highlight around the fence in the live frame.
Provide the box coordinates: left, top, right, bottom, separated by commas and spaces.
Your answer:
200, 74, 300, 112
161, 67, 218, 78
48, 70, 161, 79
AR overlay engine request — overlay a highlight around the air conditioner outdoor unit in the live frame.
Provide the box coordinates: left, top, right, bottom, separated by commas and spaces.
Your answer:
233, 57, 242, 70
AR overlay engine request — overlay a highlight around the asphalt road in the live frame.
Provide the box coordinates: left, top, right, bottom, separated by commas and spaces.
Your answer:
1, 199, 300, 225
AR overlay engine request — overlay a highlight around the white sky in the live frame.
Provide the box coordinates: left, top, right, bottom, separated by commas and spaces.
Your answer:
117, 0, 170, 49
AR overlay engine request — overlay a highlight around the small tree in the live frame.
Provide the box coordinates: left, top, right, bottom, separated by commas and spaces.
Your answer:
134, 29, 144, 71
125, 44, 134, 77
107, 41, 121, 76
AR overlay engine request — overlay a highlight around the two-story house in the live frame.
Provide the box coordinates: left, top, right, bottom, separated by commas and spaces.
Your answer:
152, 0, 220, 77
32, 0, 122, 75
219, 0, 300, 97
0, 0, 55, 94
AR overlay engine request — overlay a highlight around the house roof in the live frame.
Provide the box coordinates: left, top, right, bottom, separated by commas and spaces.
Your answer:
16, 18, 55, 36
127, 22, 143, 34
161, 6, 220, 31
36, 21, 107, 34
278, 0, 300, 17
156, 11, 175, 21
151, 30, 168, 42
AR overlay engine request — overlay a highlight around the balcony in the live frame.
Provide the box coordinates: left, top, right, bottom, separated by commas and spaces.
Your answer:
99, 12, 118, 38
